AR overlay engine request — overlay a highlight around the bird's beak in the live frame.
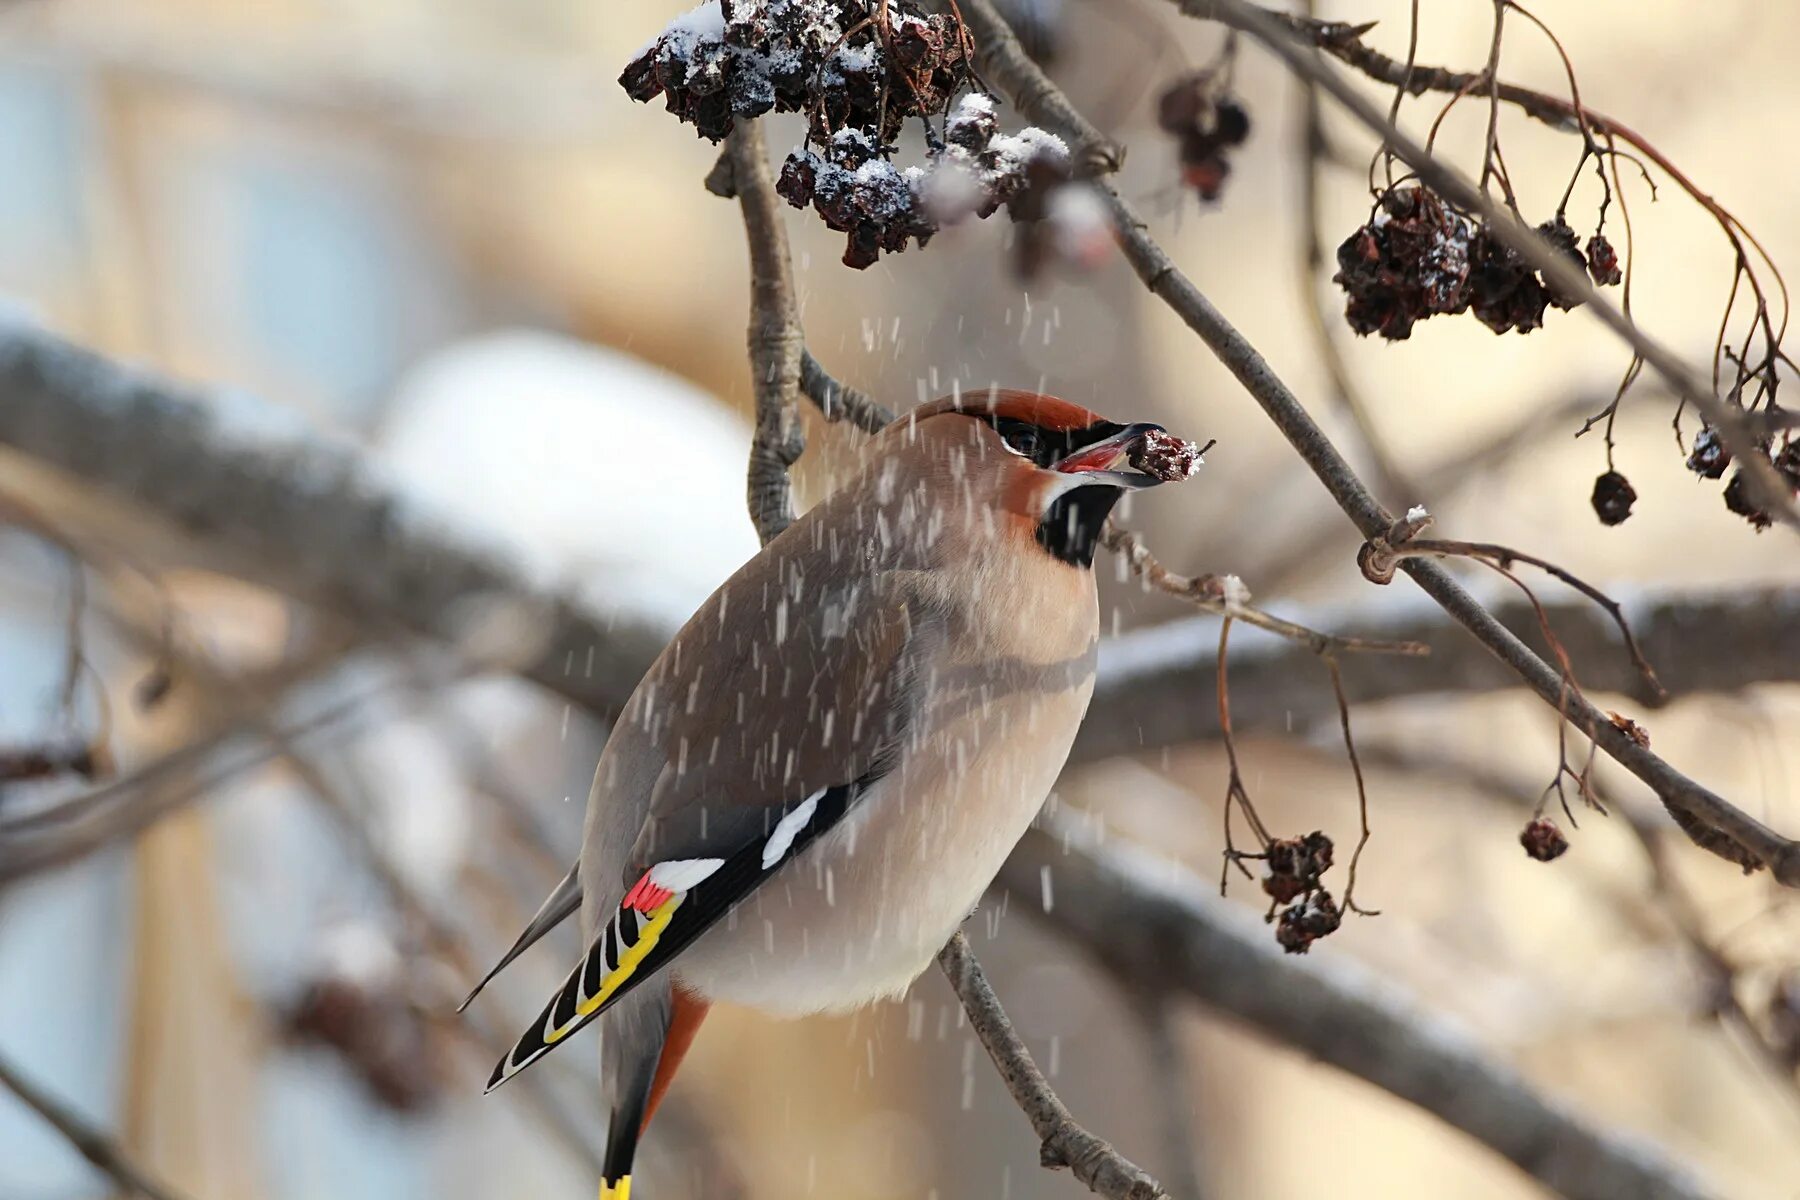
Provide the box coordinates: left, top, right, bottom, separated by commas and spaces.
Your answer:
1052, 422, 1167, 489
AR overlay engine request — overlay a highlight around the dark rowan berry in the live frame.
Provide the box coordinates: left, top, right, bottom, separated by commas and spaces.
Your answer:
1724, 465, 1774, 531
1591, 470, 1637, 526
1537, 217, 1588, 310
1686, 427, 1731, 478
1775, 439, 1800, 490
1586, 233, 1622, 286
1520, 818, 1569, 862
1469, 228, 1549, 334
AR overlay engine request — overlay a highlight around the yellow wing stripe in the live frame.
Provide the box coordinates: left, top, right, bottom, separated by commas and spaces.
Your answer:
544, 896, 683, 1046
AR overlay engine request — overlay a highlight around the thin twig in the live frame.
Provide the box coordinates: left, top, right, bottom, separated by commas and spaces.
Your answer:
799, 349, 896, 432
1324, 656, 1376, 915
1102, 525, 1428, 658
0, 1048, 191, 1200
937, 932, 1169, 1200
1358, 528, 1665, 700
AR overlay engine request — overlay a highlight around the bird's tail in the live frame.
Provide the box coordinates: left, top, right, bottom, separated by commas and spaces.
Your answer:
599, 984, 710, 1199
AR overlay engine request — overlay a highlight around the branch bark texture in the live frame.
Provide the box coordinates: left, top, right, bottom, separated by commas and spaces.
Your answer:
726, 121, 807, 545
938, 932, 1169, 1200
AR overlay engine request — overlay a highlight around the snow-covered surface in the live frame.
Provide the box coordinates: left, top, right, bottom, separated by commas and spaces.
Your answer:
375, 329, 757, 626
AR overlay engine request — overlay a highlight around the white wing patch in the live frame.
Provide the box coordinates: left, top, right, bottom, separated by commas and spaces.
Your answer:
762, 790, 824, 868
648, 857, 726, 891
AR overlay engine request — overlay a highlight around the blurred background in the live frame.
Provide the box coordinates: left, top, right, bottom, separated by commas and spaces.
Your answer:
1, 0, 1798, 1197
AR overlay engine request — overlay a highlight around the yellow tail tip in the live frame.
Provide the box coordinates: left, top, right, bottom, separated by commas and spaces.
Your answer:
599, 1176, 631, 1200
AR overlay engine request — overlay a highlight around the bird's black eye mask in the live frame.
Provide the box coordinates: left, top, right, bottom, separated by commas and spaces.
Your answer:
982, 416, 1127, 470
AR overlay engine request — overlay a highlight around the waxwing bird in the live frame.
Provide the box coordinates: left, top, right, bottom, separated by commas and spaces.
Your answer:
469, 390, 1198, 1199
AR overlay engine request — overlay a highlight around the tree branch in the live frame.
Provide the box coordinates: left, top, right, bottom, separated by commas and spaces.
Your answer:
0, 1048, 191, 1200
800, 349, 896, 433
726, 122, 807, 545
938, 932, 1169, 1200
955, 0, 1800, 885
1074, 584, 1800, 766
1000, 813, 1716, 1200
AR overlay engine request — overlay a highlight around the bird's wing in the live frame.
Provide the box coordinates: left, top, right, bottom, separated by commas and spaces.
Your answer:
488, 505, 944, 1090
484, 778, 864, 1091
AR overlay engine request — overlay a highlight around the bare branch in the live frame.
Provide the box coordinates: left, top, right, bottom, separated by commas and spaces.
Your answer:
799, 350, 896, 433
954, 0, 1800, 884
1075, 584, 1800, 766
937, 932, 1169, 1200
0, 1048, 191, 1200
1001, 814, 1716, 1200
1102, 525, 1428, 658
725, 122, 807, 545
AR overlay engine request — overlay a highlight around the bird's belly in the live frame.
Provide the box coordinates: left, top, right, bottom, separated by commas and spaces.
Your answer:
673, 688, 1087, 1015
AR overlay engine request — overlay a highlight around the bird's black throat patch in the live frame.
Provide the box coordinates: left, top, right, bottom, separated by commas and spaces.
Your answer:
1037, 485, 1123, 568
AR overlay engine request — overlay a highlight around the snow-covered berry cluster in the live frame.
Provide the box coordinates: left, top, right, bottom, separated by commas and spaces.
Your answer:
773, 99, 1071, 268
622, 1, 1083, 270
1677, 424, 1800, 532
1333, 186, 1620, 341
620, 0, 967, 144
1258, 831, 1346, 955
1128, 427, 1205, 481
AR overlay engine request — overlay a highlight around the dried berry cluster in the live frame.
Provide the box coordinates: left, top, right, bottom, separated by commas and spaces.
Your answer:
286, 959, 442, 1111
1129, 427, 1206, 480
1156, 71, 1252, 202
1334, 187, 1619, 341
1693, 430, 1800, 532
620, 0, 967, 144
1519, 817, 1570, 862
776, 96, 1071, 268
622, 1, 1078, 270
1260, 831, 1343, 954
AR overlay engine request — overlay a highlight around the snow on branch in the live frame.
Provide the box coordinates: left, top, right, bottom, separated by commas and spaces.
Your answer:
0, 319, 673, 719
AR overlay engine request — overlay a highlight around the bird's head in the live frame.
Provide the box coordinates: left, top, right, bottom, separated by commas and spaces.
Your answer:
903, 388, 1199, 568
